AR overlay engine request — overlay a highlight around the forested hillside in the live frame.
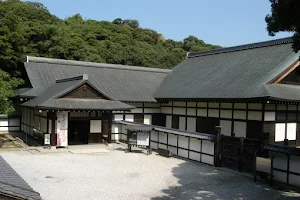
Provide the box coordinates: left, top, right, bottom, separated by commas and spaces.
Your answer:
0, 0, 220, 113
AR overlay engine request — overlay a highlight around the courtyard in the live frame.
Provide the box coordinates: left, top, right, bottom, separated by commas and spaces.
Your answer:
1, 144, 300, 200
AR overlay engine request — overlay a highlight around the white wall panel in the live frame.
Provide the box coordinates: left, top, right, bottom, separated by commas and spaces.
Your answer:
158, 132, 167, 144
248, 111, 262, 121
125, 114, 134, 122
189, 152, 201, 161
90, 120, 102, 133
273, 171, 287, 184
264, 112, 275, 121
173, 102, 186, 107
144, 115, 152, 125
208, 103, 219, 108
187, 118, 196, 132
275, 123, 285, 142
178, 149, 188, 158
221, 103, 232, 109
187, 102, 197, 107
189, 138, 201, 151
168, 134, 177, 146
161, 107, 172, 114
151, 131, 158, 142
248, 103, 263, 110
114, 114, 123, 121
0, 120, 8, 132
130, 108, 143, 113
112, 124, 121, 133
158, 143, 167, 149
173, 107, 186, 115
178, 136, 189, 148
220, 110, 232, 119
208, 109, 219, 118
166, 116, 172, 128
289, 174, 300, 187
220, 120, 231, 136
144, 108, 160, 113
197, 109, 207, 117
201, 155, 214, 165
197, 102, 207, 108
202, 140, 214, 155
187, 108, 196, 116
290, 155, 300, 173
41, 118, 47, 133
287, 123, 297, 140
233, 121, 246, 137
179, 117, 186, 130
234, 103, 247, 109
150, 141, 158, 149
168, 146, 177, 155
233, 111, 246, 120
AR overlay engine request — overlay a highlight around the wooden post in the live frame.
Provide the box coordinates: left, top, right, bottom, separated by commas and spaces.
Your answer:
214, 126, 222, 167
108, 111, 112, 143
239, 137, 245, 172
50, 111, 57, 146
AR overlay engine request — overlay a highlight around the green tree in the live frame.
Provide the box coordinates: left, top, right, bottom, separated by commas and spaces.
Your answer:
266, 0, 300, 52
0, 69, 23, 114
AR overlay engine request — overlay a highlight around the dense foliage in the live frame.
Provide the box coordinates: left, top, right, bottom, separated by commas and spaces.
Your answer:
0, 0, 220, 113
266, 0, 300, 52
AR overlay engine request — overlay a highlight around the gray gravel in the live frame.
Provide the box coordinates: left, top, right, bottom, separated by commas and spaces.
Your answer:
1, 145, 300, 200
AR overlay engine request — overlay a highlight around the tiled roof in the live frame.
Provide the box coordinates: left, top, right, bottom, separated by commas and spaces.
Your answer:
0, 155, 42, 200
155, 37, 300, 101
21, 56, 171, 102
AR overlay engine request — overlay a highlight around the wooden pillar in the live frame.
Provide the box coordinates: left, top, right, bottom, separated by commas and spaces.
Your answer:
108, 111, 112, 143
50, 111, 57, 146
214, 126, 222, 167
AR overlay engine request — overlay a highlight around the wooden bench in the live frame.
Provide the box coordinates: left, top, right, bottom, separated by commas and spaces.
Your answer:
157, 148, 172, 157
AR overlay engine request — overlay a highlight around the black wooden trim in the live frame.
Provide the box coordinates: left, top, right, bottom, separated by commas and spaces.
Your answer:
273, 167, 300, 177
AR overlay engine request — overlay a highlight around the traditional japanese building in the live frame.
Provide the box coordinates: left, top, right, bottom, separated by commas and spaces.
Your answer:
15, 37, 300, 146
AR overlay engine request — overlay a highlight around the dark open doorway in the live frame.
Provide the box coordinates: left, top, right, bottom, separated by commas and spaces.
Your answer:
68, 120, 90, 145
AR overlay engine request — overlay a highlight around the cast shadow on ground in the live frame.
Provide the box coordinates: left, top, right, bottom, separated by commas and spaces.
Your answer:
151, 161, 300, 200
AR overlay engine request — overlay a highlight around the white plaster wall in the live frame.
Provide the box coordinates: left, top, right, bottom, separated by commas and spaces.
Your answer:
233, 111, 246, 120
220, 110, 232, 119
233, 121, 247, 137
151, 131, 158, 142
273, 171, 287, 184
114, 114, 123, 121
189, 138, 201, 151
187, 102, 197, 107
166, 116, 172, 128
158, 143, 167, 149
168, 134, 177, 146
273, 153, 287, 170
161, 107, 172, 114
130, 108, 143, 113
179, 117, 186, 131
112, 124, 121, 133
187, 108, 196, 116
208, 109, 219, 118
248, 103, 263, 110
264, 112, 275, 121
178, 136, 189, 149
208, 103, 219, 108
198, 102, 207, 108
187, 117, 196, 132
178, 149, 188, 158
158, 132, 167, 144
168, 146, 177, 155
8, 118, 20, 131
289, 174, 300, 187
202, 140, 214, 154
90, 120, 102, 133
290, 155, 300, 173
248, 111, 262, 121
197, 109, 207, 117
144, 108, 160, 113
189, 152, 201, 162
173, 102, 186, 107
150, 141, 158, 149
234, 103, 247, 109
144, 115, 152, 125
201, 154, 214, 165
125, 114, 134, 122
221, 103, 232, 109
220, 120, 231, 136
0, 119, 8, 132
173, 107, 186, 115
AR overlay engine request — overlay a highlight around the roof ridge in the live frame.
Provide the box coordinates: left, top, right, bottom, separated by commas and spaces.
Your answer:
26, 56, 171, 74
188, 37, 293, 58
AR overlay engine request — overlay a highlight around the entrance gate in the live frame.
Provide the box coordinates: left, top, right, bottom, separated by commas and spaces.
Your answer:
221, 135, 264, 173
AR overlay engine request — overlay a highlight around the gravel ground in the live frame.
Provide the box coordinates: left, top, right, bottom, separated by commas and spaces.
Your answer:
1, 145, 300, 200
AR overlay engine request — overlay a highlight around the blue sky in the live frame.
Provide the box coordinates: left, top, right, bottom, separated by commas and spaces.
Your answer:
35, 0, 292, 47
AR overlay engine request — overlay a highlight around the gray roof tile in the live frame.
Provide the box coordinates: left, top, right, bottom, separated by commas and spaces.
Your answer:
155, 37, 300, 101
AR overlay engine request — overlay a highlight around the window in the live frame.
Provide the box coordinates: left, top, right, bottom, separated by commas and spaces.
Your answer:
196, 117, 219, 134
172, 115, 179, 129
275, 123, 297, 142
